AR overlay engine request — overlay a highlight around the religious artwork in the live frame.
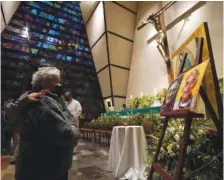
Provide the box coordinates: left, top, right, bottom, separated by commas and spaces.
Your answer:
173, 60, 209, 111
137, 2, 176, 63
161, 60, 209, 112
172, 39, 197, 77
161, 76, 183, 112
1, 1, 105, 118
170, 23, 222, 119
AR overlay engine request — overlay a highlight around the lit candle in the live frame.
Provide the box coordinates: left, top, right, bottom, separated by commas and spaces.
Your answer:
154, 88, 157, 95
140, 92, 143, 97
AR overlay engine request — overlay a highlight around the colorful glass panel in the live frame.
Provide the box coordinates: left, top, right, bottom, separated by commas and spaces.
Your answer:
31, 48, 39, 55
39, 12, 55, 21
48, 29, 60, 36
46, 36, 58, 44
42, 1, 54, 7
2, 1, 104, 115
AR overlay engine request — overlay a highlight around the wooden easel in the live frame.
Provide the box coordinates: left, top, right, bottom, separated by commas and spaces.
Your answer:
148, 37, 223, 180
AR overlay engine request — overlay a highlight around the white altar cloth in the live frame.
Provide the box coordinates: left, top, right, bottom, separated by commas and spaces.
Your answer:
107, 126, 147, 180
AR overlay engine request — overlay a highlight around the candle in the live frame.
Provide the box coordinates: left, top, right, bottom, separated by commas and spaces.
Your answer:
154, 88, 157, 95
140, 92, 143, 97
130, 95, 133, 99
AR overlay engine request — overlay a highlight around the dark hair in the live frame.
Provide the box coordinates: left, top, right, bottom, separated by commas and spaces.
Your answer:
64, 91, 72, 98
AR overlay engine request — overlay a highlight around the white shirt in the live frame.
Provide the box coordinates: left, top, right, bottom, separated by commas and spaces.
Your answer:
67, 99, 82, 127
173, 96, 197, 111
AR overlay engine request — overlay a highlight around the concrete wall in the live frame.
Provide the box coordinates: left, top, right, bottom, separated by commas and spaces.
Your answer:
81, 1, 138, 111
164, 1, 223, 78
127, 1, 223, 100
127, 2, 168, 99
1, 1, 21, 32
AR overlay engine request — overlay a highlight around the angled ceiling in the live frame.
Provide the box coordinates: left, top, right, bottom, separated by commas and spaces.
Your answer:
80, 1, 138, 110
80, 1, 99, 23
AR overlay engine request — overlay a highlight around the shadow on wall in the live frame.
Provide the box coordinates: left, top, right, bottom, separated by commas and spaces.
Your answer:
146, 1, 206, 45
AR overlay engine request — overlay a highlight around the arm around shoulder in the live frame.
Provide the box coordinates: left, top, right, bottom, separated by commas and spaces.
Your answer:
39, 104, 80, 147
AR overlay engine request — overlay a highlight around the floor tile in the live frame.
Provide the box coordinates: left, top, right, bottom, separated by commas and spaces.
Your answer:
1, 139, 115, 180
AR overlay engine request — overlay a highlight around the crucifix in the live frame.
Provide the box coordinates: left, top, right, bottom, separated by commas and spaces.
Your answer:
137, 2, 176, 67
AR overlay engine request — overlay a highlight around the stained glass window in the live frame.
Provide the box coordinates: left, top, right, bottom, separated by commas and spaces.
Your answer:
54, 3, 61, 9
31, 9, 38, 15
46, 36, 58, 44
30, 32, 44, 40
27, 1, 42, 9
2, 52, 31, 61
39, 12, 55, 21
42, 1, 54, 7
48, 29, 60, 36
31, 48, 39, 55
2, 1, 104, 118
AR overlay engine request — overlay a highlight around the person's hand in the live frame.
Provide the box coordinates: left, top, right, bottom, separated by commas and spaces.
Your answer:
27, 89, 49, 101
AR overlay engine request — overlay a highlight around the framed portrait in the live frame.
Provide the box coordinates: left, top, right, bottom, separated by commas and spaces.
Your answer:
173, 60, 209, 111
161, 76, 183, 112
170, 23, 222, 120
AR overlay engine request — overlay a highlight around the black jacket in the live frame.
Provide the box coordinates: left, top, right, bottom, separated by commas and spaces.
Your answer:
15, 92, 80, 180
4, 92, 29, 131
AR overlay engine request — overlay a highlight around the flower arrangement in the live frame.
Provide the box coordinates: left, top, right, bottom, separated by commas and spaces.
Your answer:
145, 115, 223, 179
127, 90, 166, 109
127, 97, 140, 109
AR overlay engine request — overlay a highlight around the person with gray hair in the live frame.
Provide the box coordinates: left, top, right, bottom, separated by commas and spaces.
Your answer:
161, 76, 182, 112
173, 69, 199, 110
15, 67, 80, 180
4, 64, 53, 165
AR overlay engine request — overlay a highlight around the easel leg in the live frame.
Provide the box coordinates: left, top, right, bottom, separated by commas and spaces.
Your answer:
174, 115, 192, 180
148, 117, 169, 180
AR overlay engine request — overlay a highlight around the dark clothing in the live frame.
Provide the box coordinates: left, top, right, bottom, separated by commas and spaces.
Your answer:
1, 110, 13, 154
161, 101, 174, 112
55, 172, 68, 180
4, 92, 30, 132
4, 92, 30, 156
15, 92, 80, 180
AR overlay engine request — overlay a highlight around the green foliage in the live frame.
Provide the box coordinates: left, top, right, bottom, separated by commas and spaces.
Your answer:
127, 113, 144, 125
127, 97, 140, 109
155, 92, 163, 103
97, 113, 143, 126
138, 95, 155, 108
145, 116, 223, 179
127, 90, 165, 109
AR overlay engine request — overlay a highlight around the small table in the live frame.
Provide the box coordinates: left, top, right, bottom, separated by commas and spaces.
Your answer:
107, 126, 147, 179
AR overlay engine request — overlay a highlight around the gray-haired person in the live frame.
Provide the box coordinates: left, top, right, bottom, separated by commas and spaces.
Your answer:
14, 67, 80, 180
173, 69, 199, 110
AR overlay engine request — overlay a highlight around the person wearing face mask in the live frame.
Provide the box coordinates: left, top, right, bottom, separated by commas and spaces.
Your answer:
4, 62, 53, 165
161, 78, 182, 112
15, 67, 80, 180
173, 69, 199, 110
